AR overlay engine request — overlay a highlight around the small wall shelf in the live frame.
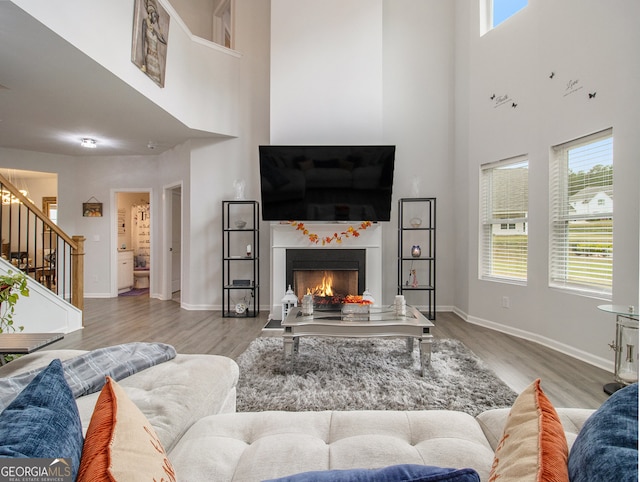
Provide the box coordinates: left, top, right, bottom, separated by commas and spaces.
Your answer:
397, 197, 436, 320
222, 200, 259, 317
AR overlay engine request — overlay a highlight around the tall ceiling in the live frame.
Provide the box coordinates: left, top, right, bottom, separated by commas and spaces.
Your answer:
0, 2, 217, 157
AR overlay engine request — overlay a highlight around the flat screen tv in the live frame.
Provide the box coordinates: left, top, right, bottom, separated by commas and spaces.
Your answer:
259, 145, 395, 222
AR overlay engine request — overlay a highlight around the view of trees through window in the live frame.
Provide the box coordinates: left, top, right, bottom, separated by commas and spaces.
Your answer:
481, 158, 528, 283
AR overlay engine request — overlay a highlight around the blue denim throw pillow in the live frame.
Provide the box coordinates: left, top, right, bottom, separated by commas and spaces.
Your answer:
568, 383, 638, 482
264, 464, 480, 482
0, 359, 84, 480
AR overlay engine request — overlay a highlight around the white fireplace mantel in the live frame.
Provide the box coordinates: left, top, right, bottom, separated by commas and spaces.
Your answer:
269, 223, 383, 319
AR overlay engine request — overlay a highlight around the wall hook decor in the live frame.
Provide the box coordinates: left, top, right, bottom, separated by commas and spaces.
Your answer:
511, 102, 518, 108
549, 72, 555, 79
588, 92, 597, 99
490, 94, 496, 100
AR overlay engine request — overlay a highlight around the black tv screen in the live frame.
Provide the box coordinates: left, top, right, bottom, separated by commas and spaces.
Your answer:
259, 145, 395, 222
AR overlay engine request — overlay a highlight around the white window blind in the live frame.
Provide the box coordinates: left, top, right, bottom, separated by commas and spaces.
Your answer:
550, 129, 613, 297
480, 157, 528, 283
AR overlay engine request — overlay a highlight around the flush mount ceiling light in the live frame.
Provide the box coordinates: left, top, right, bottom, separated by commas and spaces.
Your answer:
80, 138, 97, 148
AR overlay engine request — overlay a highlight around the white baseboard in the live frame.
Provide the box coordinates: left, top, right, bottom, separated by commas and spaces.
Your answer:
452, 306, 612, 372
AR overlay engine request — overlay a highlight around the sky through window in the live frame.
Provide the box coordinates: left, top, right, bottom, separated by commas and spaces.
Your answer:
493, 0, 527, 27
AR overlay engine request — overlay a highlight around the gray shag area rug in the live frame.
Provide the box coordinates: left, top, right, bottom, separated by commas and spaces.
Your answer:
236, 337, 518, 416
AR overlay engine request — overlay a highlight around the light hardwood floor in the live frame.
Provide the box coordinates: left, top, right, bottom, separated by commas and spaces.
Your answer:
45, 296, 611, 410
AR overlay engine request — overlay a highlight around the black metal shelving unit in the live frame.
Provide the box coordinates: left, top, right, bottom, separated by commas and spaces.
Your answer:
222, 200, 259, 317
397, 197, 436, 320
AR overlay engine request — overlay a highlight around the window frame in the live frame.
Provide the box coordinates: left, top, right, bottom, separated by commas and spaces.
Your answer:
549, 128, 613, 299
479, 155, 529, 285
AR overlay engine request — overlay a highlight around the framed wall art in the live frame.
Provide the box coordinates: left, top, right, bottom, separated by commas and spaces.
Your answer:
83, 197, 103, 217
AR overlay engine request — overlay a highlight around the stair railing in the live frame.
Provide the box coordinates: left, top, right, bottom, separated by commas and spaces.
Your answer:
0, 173, 85, 316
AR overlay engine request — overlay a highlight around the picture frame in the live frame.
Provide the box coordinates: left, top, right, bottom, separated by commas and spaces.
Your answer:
131, 0, 170, 88
83, 202, 103, 218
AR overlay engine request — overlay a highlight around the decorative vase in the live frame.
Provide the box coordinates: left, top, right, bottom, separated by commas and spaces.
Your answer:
411, 245, 421, 257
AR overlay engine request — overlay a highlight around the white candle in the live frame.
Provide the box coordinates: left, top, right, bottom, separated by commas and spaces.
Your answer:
246, 244, 251, 256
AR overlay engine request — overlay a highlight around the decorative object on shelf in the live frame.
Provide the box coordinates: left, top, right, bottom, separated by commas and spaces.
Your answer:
410, 218, 422, 228
411, 245, 421, 257
232, 279, 251, 286
0, 270, 30, 334
411, 178, 421, 197
281, 285, 298, 321
288, 221, 372, 245
82, 197, 103, 217
233, 293, 251, 315
233, 179, 246, 200
246, 244, 252, 257
410, 269, 418, 288
235, 220, 247, 229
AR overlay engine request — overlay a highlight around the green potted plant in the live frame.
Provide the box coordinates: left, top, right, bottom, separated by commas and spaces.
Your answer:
0, 269, 30, 334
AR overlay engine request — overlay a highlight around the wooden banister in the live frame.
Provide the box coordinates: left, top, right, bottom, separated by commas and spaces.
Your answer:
72, 236, 85, 314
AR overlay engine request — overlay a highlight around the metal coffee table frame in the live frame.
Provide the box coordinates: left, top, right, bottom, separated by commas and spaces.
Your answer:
282, 305, 434, 376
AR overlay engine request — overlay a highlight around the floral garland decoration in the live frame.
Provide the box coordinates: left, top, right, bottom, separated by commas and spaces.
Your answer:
288, 221, 372, 245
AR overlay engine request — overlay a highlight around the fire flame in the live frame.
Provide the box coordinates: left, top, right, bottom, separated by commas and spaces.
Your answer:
306, 271, 334, 297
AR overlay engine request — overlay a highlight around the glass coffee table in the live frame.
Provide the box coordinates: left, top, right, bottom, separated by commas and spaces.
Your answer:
282, 305, 434, 376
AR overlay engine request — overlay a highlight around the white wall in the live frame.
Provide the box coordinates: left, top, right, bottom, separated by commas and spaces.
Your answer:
455, 0, 640, 374
381, 0, 456, 310
270, 0, 384, 144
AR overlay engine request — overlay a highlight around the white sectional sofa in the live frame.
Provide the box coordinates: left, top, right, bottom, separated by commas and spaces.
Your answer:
0, 347, 628, 482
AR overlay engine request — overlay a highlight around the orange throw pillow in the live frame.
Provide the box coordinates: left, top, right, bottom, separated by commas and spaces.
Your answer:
77, 376, 176, 482
489, 378, 569, 482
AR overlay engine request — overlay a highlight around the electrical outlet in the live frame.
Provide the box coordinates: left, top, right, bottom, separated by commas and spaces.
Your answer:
502, 296, 510, 308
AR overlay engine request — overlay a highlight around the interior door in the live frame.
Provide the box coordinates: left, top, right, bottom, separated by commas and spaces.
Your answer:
171, 187, 181, 293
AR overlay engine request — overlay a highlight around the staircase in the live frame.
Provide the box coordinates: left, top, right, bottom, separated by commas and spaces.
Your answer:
0, 173, 84, 332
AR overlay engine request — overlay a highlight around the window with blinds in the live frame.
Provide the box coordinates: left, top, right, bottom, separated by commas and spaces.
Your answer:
550, 129, 613, 297
480, 157, 528, 284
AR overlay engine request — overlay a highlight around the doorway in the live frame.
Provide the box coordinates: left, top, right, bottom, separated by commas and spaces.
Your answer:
113, 190, 152, 297
163, 183, 182, 303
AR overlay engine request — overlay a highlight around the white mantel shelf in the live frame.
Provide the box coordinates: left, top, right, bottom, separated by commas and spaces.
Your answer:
270, 223, 383, 319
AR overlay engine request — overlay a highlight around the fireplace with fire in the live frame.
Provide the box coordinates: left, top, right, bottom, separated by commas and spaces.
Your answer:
286, 249, 366, 310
